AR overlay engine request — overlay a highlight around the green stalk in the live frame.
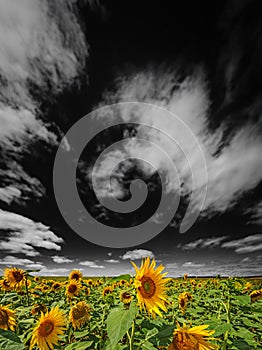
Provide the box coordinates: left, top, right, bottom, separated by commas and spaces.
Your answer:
127, 321, 135, 350
25, 274, 30, 306
221, 298, 231, 350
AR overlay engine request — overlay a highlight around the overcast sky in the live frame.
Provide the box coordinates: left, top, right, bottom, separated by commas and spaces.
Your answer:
0, 0, 261, 277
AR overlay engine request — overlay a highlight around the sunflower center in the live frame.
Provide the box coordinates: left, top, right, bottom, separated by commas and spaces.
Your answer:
139, 276, 156, 298
180, 299, 185, 307
13, 271, 23, 282
0, 310, 8, 325
72, 307, 87, 320
39, 320, 54, 337
72, 274, 80, 280
68, 284, 77, 293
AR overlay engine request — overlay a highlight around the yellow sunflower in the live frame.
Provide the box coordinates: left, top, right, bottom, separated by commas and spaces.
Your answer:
178, 292, 193, 314
69, 301, 90, 329
4, 267, 25, 289
65, 280, 81, 299
131, 257, 169, 317
31, 304, 47, 316
51, 282, 62, 292
69, 270, 83, 281
250, 289, 262, 303
30, 306, 66, 350
168, 323, 217, 350
120, 291, 133, 305
102, 286, 113, 297
0, 279, 11, 292
0, 305, 16, 331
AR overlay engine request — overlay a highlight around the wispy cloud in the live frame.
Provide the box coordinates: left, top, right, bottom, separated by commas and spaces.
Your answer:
0, 209, 63, 257
104, 259, 120, 263
52, 256, 74, 264
121, 249, 154, 260
0, 0, 89, 205
221, 234, 262, 254
93, 67, 262, 223
79, 260, 105, 269
179, 236, 228, 250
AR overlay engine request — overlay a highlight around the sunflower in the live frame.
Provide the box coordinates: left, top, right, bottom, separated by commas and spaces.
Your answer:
51, 282, 62, 292
65, 280, 81, 299
30, 306, 66, 350
250, 289, 262, 303
178, 292, 193, 314
168, 323, 217, 350
31, 304, 48, 316
85, 279, 93, 287
0, 279, 11, 292
120, 291, 133, 305
4, 267, 25, 289
34, 276, 40, 283
132, 257, 169, 317
69, 270, 82, 281
0, 305, 16, 331
102, 286, 113, 297
69, 301, 90, 329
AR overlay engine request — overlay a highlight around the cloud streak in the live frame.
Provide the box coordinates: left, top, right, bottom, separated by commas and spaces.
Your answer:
0, 209, 63, 257
93, 67, 262, 223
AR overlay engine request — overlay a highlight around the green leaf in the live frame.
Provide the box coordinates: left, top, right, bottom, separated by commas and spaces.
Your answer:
213, 323, 232, 337
0, 329, 25, 350
232, 295, 251, 305
142, 341, 158, 350
145, 328, 159, 340
74, 329, 90, 339
107, 274, 131, 284
231, 339, 253, 350
106, 303, 138, 347
65, 341, 94, 349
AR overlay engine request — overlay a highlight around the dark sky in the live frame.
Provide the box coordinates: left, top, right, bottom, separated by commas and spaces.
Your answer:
0, 0, 261, 276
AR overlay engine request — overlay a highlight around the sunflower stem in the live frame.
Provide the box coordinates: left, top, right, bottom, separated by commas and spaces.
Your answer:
127, 320, 135, 350
221, 297, 231, 350
25, 274, 30, 306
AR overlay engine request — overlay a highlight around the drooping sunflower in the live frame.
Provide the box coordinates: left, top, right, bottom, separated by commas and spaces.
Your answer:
31, 304, 47, 316
102, 286, 113, 297
69, 301, 90, 329
30, 306, 66, 350
178, 292, 193, 314
168, 323, 217, 350
250, 289, 262, 303
0, 279, 11, 292
131, 257, 169, 317
51, 282, 62, 292
4, 267, 25, 289
65, 280, 81, 299
0, 305, 16, 331
120, 291, 133, 305
69, 270, 83, 281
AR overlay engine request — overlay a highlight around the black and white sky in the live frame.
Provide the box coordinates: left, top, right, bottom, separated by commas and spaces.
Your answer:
0, 0, 261, 277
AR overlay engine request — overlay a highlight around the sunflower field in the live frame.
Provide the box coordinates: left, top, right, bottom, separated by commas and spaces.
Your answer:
0, 258, 262, 349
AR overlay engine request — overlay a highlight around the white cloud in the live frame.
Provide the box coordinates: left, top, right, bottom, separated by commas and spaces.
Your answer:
104, 259, 120, 263
245, 201, 262, 226
0, 255, 34, 265
0, 0, 89, 204
93, 67, 262, 222
180, 236, 228, 250
52, 256, 74, 264
182, 261, 206, 268
33, 267, 70, 277
221, 234, 262, 254
0, 209, 63, 256
121, 249, 155, 260
79, 260, 105, 268
0, 186, 21, 205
